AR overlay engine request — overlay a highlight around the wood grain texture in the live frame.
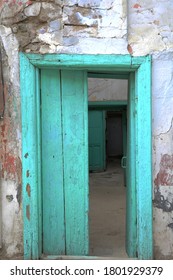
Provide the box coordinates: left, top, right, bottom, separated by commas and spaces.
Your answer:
126, 72, 137, 258
20, 53, 39, 259
41, 69, 65, 255
136, 56, 153, 259
25, 54, 132, 69
61, 70, 89, 255
36, 68, 42, 257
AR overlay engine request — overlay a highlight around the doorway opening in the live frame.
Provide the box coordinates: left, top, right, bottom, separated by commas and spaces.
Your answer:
88, 77, 128, 258
20, 53, 152, 260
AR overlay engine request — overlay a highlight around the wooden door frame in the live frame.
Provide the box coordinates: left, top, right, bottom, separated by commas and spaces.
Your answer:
20, 53, 152, 259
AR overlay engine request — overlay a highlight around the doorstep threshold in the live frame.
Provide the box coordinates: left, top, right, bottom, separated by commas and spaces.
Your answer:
41, 254, 136, 260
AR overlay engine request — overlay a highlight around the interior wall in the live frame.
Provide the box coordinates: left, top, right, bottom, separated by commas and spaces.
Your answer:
106, 113, 123, 157
88, 78, 128, 101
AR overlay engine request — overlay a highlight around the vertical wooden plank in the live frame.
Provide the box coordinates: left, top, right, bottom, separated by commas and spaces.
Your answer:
61, 70, 89, 255
126, 72, 137, 257
20, 53, 39, 259
41, 69, 65, 255
36, 68, 42, 257
135, 56, 153, 259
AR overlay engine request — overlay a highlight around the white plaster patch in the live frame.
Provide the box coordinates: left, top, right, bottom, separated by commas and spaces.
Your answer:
63, 25, 97, 38
0, 26, 19, 98
75, 12, 98, 26
128, 0, 173, 55
1, 180, 23, 257
57, 37, 128, 54
24, 3, 41, 17
64, 0, 115, 9
129, 25, 165, 55
38, 32, 62, 46
97, 25, 127, 38
152, 52, 173, 135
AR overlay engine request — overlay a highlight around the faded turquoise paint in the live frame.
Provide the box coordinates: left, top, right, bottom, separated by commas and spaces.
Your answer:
41, 69, 65, 255
36, 68, 42, 257
126, 73, 137, 257
61, 70, 89, 255
88, 110, 106, 171
20, 53, 152, 260
20, 53, 40, 259
25, 54, 132, 69
135, 57, 153, 259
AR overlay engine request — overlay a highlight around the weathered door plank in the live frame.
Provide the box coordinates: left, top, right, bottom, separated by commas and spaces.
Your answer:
61, 70, 89, 255
126, 72, 137, 257
41, 69, 65, 255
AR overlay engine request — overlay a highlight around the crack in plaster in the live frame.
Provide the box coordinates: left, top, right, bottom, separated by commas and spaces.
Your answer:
155, 117, 173, 138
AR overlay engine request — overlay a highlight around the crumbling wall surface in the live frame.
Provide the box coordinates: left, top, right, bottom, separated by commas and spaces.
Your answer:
128, 0, 173, 55
0, 25, 23, 258
0, 0, 128, 54
152, 52, 173, 259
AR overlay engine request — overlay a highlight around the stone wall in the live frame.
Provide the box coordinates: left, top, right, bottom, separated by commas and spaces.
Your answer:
0, 0, 173, 259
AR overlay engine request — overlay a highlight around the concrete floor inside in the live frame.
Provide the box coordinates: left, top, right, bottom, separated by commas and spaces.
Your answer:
89, 157, 128, 259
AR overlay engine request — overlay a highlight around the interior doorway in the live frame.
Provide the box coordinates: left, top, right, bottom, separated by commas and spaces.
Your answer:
88, 77, 128, 258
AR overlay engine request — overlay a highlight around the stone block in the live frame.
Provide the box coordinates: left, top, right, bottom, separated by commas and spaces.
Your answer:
39, 3, 62, 22
63, 6, 100, 26
24, 3, 41, 17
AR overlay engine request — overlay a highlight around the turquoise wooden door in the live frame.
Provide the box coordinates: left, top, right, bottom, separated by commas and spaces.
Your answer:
126, 73, 137, 257
88, 110, 106, 172
41, 69, 88, 256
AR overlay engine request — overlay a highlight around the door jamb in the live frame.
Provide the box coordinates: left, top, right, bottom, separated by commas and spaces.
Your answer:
20, 53, 152, 260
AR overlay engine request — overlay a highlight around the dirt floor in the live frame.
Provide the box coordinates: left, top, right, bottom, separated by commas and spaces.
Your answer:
89, 157, 128, 259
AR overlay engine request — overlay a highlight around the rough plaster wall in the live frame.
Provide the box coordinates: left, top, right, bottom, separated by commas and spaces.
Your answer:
0, 25, 22, 258
152, 52, 173, 259
0, 0, 173, 259
128, 0, 173, 55
88, 78, 127, 101
0, 0, 128, 54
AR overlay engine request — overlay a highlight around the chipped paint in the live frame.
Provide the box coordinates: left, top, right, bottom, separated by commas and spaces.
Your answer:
26, 205, 30, 221
6, 195, 13, 202
154, 154, 173, 187
153, 188, 173, 212
16, 184, 22, 206
26, 183, 30, 197
133, 3, 141, 9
